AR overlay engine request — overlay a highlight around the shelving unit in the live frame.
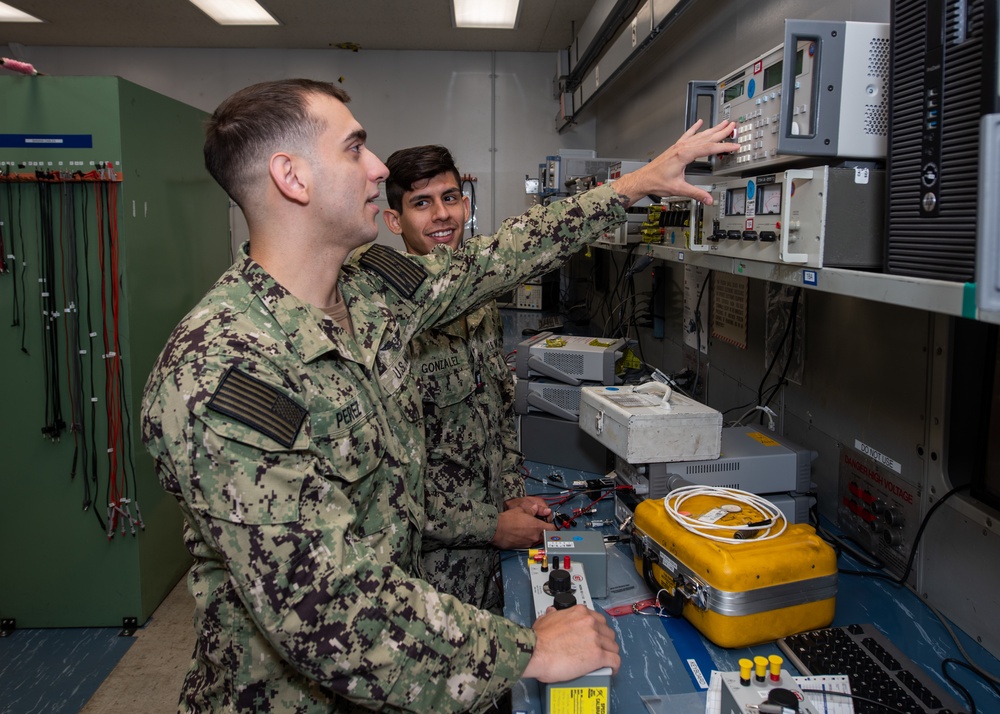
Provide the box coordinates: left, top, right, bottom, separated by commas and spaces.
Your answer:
596, 241, 1000, 325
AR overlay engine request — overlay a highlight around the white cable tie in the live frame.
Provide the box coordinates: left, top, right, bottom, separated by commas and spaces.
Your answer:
107, 351, 116, 357
79, 349, 87, 355
107, 448, 114, 453
89, 332, 97, 338
91, 397, 99, 402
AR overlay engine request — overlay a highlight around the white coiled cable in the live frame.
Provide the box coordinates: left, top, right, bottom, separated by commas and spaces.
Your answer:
662, 485, 787, 544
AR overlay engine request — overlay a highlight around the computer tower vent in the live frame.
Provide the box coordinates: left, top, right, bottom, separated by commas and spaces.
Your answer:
886, 0, 996, 281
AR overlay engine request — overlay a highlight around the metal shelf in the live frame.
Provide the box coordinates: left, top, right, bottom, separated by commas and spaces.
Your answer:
595, 241, 1000, 325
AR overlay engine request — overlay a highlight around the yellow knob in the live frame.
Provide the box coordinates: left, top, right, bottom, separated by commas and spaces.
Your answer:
738, 658, 753, 685
769, 654, 783, 680
754, 655, 768, 681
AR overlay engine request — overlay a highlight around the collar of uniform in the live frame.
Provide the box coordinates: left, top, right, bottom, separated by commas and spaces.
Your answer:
336, 266, 390, 370
236, 249, 348, 364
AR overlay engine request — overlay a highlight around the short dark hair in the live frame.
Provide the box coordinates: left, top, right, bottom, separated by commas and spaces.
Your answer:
204, 78, 351, 211
384, 145, 462, 212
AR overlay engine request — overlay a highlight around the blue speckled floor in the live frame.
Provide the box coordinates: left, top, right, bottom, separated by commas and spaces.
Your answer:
0, 626, 133, 714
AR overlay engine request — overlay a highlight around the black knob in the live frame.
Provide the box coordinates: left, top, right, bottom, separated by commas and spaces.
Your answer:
553, 592, 577, 610
547, 568, 572, 594
766, 688, 800, 712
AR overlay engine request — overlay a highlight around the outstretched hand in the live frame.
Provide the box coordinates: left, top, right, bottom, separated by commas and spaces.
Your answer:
612, 119, 738, 206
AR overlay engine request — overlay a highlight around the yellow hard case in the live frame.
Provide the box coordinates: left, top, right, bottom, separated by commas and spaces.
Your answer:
630, 495, 837, 648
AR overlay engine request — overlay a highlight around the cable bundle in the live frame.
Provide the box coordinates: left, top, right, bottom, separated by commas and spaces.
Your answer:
663, 485, 787, 544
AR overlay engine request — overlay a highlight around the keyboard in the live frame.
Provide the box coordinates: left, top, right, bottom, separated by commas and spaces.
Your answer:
777, 623, 966, 714
536, 315, 564, 332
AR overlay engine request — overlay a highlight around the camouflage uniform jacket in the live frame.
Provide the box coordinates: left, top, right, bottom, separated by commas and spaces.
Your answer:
141, 184, 625, 713
412, 299, 523, 612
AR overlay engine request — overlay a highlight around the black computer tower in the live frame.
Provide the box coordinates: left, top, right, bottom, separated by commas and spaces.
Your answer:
885, 0, 999, 281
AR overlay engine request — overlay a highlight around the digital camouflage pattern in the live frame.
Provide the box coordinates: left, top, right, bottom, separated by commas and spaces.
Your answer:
412, 300, 523, 613
141, 184, 625, 713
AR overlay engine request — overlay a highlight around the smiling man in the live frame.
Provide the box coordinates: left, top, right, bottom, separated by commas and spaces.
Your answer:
141, 77, 737, 713
383, 145, 555, 615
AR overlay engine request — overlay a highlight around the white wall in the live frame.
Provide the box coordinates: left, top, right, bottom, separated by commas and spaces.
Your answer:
12, 45, 598, 248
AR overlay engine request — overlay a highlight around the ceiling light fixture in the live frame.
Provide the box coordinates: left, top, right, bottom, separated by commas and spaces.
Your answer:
187, 0, 279, 26
452, 0, 521, 29
0, 2, 42, 22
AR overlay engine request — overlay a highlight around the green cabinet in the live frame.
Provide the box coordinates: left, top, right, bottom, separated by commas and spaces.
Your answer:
0, 76, 230, 627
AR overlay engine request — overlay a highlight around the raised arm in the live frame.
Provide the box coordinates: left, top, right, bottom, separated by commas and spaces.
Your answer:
612, 119, 738, 206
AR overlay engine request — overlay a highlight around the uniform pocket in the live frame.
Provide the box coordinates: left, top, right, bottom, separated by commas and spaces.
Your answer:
195, 415, 308, 525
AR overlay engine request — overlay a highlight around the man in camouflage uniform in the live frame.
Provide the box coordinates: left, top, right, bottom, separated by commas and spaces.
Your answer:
383, 145, 554, 614
141, 78, 737, 712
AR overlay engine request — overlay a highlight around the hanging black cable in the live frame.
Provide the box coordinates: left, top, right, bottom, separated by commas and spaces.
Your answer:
692, 271, 711, 397
97, 179, 118, 536
37, 177, 65, 441
7, 179, 29, 350
600, 242, 638, 331
757, 287, 802, 419
78, 181, 105, 531
38, 180, 54, 432
0, 179, 6, 276
63, 182, 88, 492
1, 178, 12, 294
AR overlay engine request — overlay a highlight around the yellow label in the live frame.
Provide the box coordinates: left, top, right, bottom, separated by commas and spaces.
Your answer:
549, 686, 609, 714
588, 338, 614, 348
619, 348, 641, 371
746, 431, 779, 446
545, 337, 567, 348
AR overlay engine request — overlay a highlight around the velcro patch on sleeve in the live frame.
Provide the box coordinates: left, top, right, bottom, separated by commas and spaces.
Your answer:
358, 243, 427, 299
207, 367, 306, 448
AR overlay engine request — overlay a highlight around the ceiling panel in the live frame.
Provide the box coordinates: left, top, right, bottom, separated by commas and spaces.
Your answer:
0, 0, 598, 52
